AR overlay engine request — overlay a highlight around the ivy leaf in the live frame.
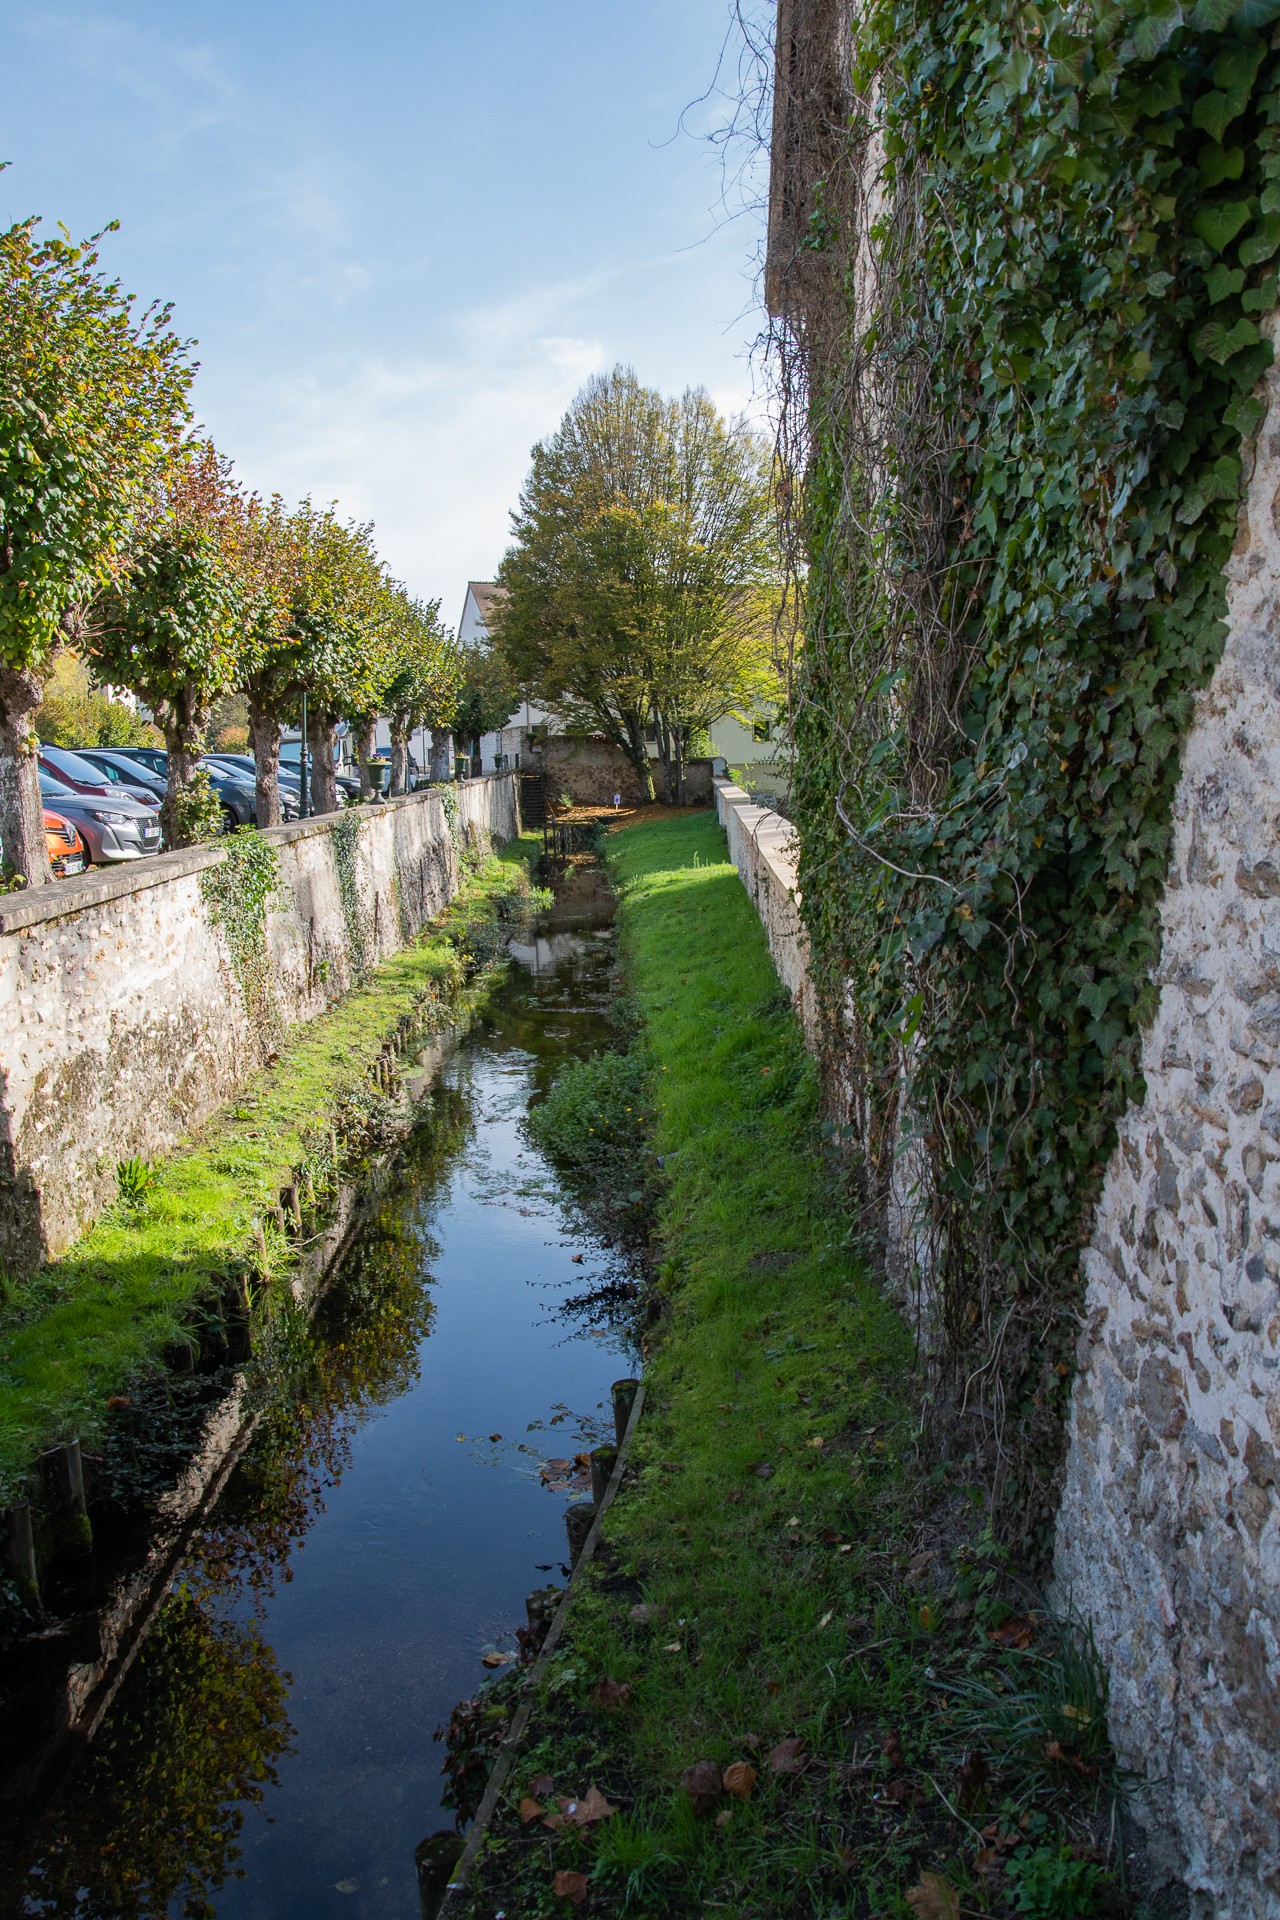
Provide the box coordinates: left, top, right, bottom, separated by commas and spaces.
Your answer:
1225, 392, 1266, 436
1194, 315, 1261, 362
1189, 0, 1237, 23
1238, 215, 1280, 267
1191, 200, 1251, 253
1234, 0, 1280, 23
1204, 263, 1245, 300
1130, 1, 1183, 58
1192, 92, 1242, 142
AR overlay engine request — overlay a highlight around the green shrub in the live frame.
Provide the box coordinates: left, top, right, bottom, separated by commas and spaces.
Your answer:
525, 1048, 650, 1240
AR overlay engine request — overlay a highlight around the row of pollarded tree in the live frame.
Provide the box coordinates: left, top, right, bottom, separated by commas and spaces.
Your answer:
491, 366, 787, 806
0, 214, 458, 886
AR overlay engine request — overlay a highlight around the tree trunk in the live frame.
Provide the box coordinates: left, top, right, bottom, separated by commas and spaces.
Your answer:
161, 685, 212, 849
0, 664, 51, 885
247, 695, 283, 830
622, 711, 656, 803
429, 726, 454, 781
674, 723, 687, 808
389, 718, 410, 796
353, 717, 377, 798
307, 707, 340, 815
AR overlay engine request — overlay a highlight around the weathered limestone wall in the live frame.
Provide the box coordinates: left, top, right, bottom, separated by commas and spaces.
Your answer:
532, 735, 714, 808
1053, 348, 1280, 1917
0, 776, 518, 1272
713, 779, 816, 1040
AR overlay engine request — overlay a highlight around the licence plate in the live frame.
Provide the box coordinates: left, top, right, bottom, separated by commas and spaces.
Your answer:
142, 828, 160, 844
63, 854, 84, 875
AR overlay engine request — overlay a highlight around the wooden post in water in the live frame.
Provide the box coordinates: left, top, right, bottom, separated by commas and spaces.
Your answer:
3, 1499, 39, 1609
42, 1439, 92, 1559
564, 1501, 595, 1566
414, 1832, 464, 1920
253, 1216, 270, 1282
611, 1378, 640, 1447
590, 1445, 617, 1507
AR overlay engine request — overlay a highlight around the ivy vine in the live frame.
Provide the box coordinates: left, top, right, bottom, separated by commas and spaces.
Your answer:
787, 0, 1280, 1536
330, 812, 370, 981
200, 830, 282, 1056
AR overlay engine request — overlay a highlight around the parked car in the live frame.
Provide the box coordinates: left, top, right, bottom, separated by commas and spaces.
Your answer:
203, 754, 301, 818
43, 807, 86, 878
38, 742, 159, 811
107, 746, 264, 829
278, 741, 362, 804
37, 772, 163, 864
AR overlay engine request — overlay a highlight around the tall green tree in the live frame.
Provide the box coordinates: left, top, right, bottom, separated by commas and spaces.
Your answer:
453, 637, 519, 773
493, 367, 779, 802
0, 212, 194, 881
244, 502, 387, 822
380, 591, 459, 794
89, 443, 257, 846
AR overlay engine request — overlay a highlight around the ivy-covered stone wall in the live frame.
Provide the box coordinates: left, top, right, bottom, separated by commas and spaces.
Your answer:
0, 777, 519, 1273
1054, 323, 1280, 1914
766, 0, 1280, 1907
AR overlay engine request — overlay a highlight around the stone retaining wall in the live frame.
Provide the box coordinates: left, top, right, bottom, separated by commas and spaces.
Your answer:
0, 776, 518, 1273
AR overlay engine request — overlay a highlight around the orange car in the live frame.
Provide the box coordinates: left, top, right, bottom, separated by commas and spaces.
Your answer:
44, 807, 87, 879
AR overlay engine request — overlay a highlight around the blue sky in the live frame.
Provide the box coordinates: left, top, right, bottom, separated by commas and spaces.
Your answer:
5, 1, 771, 632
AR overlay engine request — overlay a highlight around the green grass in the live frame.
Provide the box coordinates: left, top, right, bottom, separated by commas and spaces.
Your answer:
0, 835, 544, 1503
461, 813, 1126, 1920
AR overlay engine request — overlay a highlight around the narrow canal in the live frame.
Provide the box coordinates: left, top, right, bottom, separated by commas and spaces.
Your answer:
12, 865, 632, 1920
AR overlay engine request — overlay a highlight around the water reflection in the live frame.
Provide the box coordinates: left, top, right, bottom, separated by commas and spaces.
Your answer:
11, 876, 629, 1920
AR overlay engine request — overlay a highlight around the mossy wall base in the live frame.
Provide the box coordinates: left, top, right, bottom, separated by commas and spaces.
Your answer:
0, 776, 519, 1273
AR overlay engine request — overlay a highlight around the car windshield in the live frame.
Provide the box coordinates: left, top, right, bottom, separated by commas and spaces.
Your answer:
84, 757, 126, 783
41, 744, 112, 785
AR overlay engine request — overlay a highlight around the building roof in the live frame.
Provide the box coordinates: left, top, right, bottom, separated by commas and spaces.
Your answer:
465, 580, 505, 629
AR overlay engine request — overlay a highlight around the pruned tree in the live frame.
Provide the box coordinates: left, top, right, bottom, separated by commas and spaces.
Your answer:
0, 211, 194, 881
493, 367, 779, 803
88, 444, 258, 846
453, 635, 519, 774
244, 501, 387, 822
377, 590, 458, 795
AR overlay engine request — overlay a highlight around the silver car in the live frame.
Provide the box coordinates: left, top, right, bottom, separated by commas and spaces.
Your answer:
37, 773, 163, 864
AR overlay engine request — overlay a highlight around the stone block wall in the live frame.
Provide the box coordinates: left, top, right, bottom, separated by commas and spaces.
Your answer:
0, 777, 518, 1273
713, 779, 816, 1040
1053, 344, 1280, 1918
531, 735, 714, 808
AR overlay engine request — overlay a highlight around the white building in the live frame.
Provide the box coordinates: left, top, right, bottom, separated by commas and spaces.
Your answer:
460, 581, 555, 773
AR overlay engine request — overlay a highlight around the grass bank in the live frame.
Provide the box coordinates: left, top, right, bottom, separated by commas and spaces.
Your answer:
0, 835, 544, 1511
458, 813, 1128, 1920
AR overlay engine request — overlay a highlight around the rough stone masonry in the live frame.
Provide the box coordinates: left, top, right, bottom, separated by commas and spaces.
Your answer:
1054, 327, 1280, 1919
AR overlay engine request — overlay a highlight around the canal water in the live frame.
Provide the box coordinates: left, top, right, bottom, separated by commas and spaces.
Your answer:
12, 866, 633, 1920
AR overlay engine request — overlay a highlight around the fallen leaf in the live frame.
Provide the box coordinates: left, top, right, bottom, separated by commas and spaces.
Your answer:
880, 1777, 909, 1804
552, 1869, 589, 1905
767, 1735, 805, 1774
817, 1610, 834, 1630
722, 1761, 757, 1800
905, 1872, 959, 1920
745, 1460, 774, 1479
481, 1651, 512, 1668
518, 1797, 544, 1824
881, 1729, 905, 1768
488, 1432, 503, 1442
546, 1785, 616, 1829
819, 1527, 846, 1546
764, 1678, 782, 1697
570, 1253, 584, 1264
592, 1679, 633, 1710
918, 1603, 937, 1630
1043, 1739, 1098, 1777
530, 1773, 555, 1798
836, 1846, 857, 1872
726, 1489, 743, 1504
106, 1395, 131, 1410
715, 1807, 733, 1827
807, 1435, 825, 1448
334, 1881, 359, 1896
680, 1759, 724, 1816
661, 1640, 683, 1653
660, 1460, 682, 1473
989, 1614, 1036, 1650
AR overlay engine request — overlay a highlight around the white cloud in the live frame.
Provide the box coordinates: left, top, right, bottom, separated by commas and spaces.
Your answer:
200, 305, 608, 626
